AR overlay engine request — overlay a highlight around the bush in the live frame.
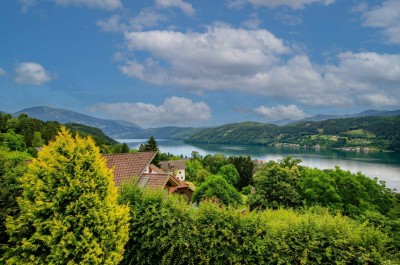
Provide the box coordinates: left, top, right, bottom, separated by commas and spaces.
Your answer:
192, 175, 242, 206
120, 190, 398, 264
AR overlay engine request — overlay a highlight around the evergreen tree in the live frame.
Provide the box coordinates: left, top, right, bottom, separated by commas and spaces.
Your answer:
4, 128, 130, 264
139, 136, 160, 166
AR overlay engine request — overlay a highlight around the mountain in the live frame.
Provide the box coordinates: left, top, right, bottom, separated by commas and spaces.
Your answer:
297, 109, 400, 123
269, 119, 294, 126
136, 126, 204, 140
15, 106, 143, 139
14, 106, 202, 140
185, 116, 400, 151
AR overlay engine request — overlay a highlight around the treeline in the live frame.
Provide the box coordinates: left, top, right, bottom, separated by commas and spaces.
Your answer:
185, 115, 400, 151
0, 112, 129, 155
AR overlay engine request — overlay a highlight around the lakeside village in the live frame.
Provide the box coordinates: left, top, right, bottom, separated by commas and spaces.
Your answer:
274, 142, 372, 153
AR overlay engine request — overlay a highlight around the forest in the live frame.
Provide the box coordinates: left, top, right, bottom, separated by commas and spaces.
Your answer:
185, 115, 400, 151
1, 114, 400, 264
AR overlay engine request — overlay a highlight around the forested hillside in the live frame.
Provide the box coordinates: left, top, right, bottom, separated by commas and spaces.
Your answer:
186, 116, 400, 151
0, 112, 123, 155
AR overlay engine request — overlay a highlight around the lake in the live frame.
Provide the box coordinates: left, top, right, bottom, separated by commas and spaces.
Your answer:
117, 139, 400, 191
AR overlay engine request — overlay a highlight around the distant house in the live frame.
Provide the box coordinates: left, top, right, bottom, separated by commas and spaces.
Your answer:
104, 152, 193, 201
159, 160, 187, 181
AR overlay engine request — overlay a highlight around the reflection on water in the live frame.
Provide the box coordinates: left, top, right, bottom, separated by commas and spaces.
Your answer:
117, 139, 400, 191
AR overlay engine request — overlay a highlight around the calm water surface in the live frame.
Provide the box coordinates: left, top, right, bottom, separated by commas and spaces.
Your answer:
117, 139, 400, 191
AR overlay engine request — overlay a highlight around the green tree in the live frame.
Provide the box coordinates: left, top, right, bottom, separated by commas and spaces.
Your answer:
202, 154, 228, 174
218, 164, 240, 187
139, 136, 160, 166
4, 128, 130, 264
192, 175, 242, 206
0, 150, 30, 248
31, 131, 45, 147
194, 168, 211, 184
248, 157, 302, 210
0, 131, 26, 151
228, 156, 255, 190
186, 159, 204, 181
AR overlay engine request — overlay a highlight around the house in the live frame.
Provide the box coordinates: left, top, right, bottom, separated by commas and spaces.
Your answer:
104, 152, 193, 201
159, 160, 187, 181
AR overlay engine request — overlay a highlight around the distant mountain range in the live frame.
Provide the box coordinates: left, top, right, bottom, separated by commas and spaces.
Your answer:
13, 106, 202, 139
270, 109, 400, 125
9, 106, 400, 140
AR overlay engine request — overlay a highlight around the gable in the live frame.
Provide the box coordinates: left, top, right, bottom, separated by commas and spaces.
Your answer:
104, 151, 156, 186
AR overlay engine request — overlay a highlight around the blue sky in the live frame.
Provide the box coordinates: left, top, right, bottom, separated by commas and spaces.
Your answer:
1, 0, 400, 128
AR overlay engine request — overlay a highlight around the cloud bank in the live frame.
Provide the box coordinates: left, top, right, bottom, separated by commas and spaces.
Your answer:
255, 105, 308, 120
118, 24, 400, 108
88, 97, 211, 127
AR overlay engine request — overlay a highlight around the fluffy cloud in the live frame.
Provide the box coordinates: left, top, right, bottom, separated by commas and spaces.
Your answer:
88, 97, 211, 127
0, 68, 6, 76
227, 0, 335, 10
119, 23, 400, 108
361, 0, 400, 44
14, 62, 53, 85
155, 0, 195, 16
255, 105, 308, 120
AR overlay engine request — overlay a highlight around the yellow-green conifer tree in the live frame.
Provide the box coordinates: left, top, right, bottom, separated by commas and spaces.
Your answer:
4, 127, 130, 264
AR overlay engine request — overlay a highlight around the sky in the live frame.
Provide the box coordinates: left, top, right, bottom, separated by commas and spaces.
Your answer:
1, 0, 400, 128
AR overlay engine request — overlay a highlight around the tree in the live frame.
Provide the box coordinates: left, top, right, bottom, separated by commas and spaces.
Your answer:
186, 159, 204, 181
228, 156, 255, 190
0, 130, 26, 151
218, 164, 240, 187
4, 128, 130, 264
139, 136, 160, 166
31, 131, 45, 147
192, 175, 242, 206
0, 150, 30, 247
202, 154, 228, 174
248, 157, 302, 210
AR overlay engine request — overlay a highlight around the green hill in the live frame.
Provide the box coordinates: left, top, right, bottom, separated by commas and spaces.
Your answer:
186, 116, 400, 151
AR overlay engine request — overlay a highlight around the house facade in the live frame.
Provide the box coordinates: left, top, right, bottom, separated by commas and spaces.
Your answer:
104, 152, 193, 201
159, 160, 187, 181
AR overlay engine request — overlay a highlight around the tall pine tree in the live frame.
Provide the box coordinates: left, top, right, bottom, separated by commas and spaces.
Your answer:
4, 127, 130, 264
139, 136, 160, 166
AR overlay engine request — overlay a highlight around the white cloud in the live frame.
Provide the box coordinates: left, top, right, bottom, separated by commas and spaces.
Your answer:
119, 24, 400, 109
14, 62, 53, 85
227, 0, 335, 10
96, 15, 124, 32
361, 0, 400, 44
255, 105, 308, 120
0, 68, 6, 76
155, 0, 195, 16
97, 10, 168, 33
54, 0, 122, 10
88, 97, 211, 127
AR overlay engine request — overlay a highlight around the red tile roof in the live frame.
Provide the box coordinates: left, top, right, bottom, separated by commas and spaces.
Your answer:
104, 151, 156, 186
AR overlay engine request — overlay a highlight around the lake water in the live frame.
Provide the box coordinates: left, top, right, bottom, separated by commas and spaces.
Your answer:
117, 139, 400, 191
